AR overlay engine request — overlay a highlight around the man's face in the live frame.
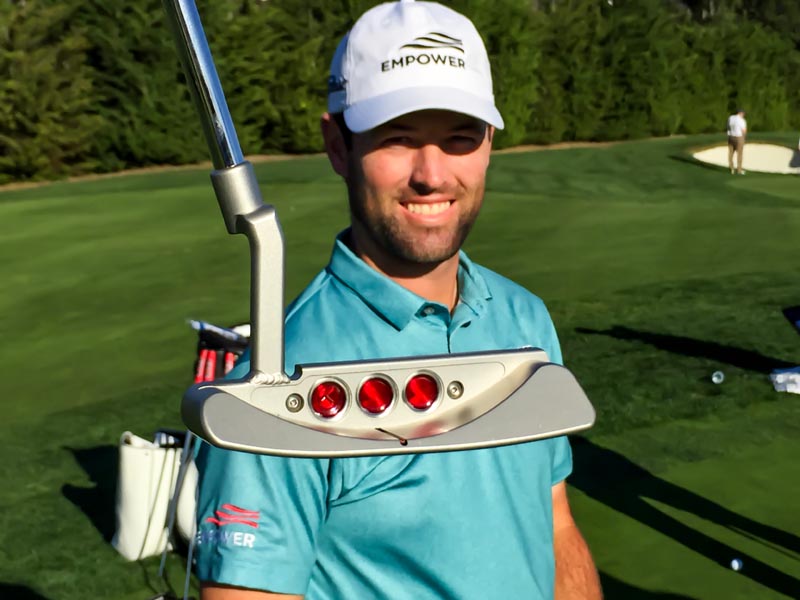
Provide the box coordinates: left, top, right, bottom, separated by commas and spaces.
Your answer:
344, 110, 492, 265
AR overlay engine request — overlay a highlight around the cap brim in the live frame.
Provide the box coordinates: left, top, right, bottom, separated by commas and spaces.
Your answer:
343, 86, 504, 133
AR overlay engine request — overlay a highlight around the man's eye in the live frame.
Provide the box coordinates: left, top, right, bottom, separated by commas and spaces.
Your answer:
445, 135, 481, 152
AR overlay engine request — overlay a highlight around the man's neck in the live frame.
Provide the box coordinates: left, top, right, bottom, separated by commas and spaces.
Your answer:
347, 229, 460, 312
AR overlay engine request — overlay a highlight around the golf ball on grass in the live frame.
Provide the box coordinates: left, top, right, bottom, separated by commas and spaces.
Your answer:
730, 558, 743, 571
711, 371, 725, 384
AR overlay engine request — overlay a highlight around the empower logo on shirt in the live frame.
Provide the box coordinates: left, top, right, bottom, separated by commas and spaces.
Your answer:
198, 503, 261, 549
196, 529, 257, 548
205, 503, 260, 528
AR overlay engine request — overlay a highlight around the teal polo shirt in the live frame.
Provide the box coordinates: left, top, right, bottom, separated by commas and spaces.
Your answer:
195, 232, 572, 599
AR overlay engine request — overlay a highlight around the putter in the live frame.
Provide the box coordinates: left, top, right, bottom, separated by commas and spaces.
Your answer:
162, 0, 596, 457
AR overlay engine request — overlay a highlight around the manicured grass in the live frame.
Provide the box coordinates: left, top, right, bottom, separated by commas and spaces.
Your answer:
571, 400, 800, 599
1, 133, 798, 599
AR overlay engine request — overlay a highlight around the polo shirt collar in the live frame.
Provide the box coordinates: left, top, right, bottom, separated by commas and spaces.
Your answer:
327, 230, 492, 330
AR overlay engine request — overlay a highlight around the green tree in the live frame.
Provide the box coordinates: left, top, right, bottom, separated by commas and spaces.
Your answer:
530, 0, 615, 142
602, 0, 696, 138
0, 1, 101, 182
71, 0, 223, 171
212, 0, 344, 155
741, 0, 800, 48
454, 0, 544, 148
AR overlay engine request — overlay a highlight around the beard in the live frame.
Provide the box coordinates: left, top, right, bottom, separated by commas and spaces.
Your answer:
346, 175, 482, 266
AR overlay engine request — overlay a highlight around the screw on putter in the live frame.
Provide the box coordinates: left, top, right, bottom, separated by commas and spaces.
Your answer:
161, 0, 596, 457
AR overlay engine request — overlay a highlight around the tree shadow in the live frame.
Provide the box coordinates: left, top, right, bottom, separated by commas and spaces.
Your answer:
599, 572, 696, 599
575, 325, 794, 373
667, 154, 723, 173
61, 445, 118, 542
0, 583, 51, 599
570, 437, 800, 597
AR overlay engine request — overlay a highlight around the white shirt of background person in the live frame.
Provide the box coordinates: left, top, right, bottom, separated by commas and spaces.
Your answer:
727, 113, 747, 137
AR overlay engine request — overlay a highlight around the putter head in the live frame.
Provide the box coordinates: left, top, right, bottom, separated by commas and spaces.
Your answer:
183, 348, 596, 457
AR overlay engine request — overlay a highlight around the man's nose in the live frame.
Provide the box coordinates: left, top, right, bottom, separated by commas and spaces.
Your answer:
410, 144, 447, 193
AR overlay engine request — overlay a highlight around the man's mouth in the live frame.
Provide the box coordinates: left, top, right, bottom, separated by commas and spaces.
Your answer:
404, 201, 452, 216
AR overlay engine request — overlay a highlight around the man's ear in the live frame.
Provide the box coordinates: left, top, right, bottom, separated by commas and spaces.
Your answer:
321, 112, 349, 178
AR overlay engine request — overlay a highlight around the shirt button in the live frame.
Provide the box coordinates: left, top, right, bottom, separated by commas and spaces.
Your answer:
423, 306, 435, 316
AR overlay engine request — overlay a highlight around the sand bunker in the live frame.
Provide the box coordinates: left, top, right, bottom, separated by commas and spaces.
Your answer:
693, 142, 800, 174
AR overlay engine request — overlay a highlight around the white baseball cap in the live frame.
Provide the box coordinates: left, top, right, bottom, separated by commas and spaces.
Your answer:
327, 0, 504, 133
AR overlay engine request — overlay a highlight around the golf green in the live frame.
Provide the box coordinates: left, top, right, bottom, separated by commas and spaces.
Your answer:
571, 400, 800, 599
1, 133, 797, 599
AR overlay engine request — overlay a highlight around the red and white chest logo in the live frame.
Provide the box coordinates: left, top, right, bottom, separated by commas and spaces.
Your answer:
205, 503, 260, 528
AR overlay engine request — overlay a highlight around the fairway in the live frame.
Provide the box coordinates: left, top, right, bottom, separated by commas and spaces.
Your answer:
1, 134, 798, 599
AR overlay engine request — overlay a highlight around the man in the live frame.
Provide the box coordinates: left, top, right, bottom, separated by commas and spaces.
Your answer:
726, 109, 747, 175
194, 1, 602, 598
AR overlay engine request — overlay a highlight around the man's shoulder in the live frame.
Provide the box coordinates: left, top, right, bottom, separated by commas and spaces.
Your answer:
471, 262, 561, 362
283, 267, 372, 360
285, 266, 364, 323
472, 262, 549, 310
286, 269, 334, 321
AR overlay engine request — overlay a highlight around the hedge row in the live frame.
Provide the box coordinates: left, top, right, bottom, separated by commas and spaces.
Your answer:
1, 0, 798, 183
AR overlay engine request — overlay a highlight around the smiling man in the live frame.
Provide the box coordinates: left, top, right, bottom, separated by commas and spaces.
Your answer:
194, 2, 602, 599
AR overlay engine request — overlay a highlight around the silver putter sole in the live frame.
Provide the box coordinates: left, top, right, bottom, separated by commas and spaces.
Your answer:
162, 0, 596, 457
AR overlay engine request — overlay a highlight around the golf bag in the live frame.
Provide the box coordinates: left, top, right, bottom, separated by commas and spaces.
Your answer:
111, 321, 250, 562
192, 321, 250, 382
112, 429, 198, 561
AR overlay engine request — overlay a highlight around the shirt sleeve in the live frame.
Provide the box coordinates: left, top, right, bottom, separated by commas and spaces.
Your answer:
549, 436, 573, 485
194, 441, 330, 594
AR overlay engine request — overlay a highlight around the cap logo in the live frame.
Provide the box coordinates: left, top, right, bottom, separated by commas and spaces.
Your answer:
381, 32, 466, 73
400, 32, 464, 53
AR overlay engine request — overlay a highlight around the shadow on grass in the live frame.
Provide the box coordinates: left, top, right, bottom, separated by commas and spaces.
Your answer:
575, 325, 795, 373
61, 445, 118, 542
668, 154, 723, 173
599, 573, 695, 599
0, 583, 50, 599
571, 438, 800, 597
783, 305, 800, 335
61, 446, 197, 600
138, 559, 189, 600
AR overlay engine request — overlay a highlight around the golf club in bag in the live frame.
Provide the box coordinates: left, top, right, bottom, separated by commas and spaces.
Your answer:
161, 0, 596, 458
189, 320, 250, 383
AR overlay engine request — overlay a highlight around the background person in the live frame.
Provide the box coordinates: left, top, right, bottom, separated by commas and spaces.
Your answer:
193, 2, 602, 599
727, 109, 747, 174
